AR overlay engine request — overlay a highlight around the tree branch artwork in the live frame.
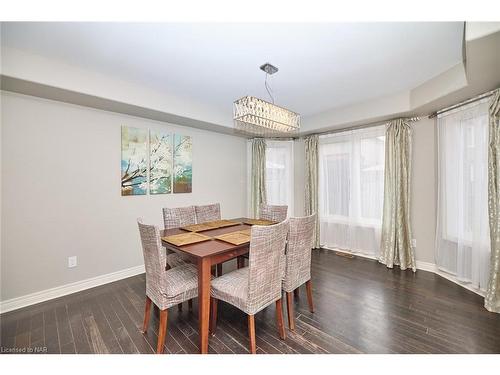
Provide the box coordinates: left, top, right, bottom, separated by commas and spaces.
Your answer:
121, 126, 148, 195
173, 134, 192, 193
149, 131, 172, 194
121, 127, 192, 196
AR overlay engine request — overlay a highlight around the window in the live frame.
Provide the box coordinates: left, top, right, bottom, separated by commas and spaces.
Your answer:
319, 126, 385, 257
265, 141, 294, 216
436, 99, 490, 291
246, 140, 294, 217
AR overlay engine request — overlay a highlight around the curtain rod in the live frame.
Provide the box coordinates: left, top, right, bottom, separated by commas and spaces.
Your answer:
301, 116, 420, 139
248, 136, 297, 141
428, 89, 497, 119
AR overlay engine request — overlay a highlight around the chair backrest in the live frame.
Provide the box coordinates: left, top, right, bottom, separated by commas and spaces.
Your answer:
137, 219, 168, 297
195, 203, 221, 223
162, 206, 196, 229
283, 214, 316, 292
259, 204, 288, 222
247, 220, 289, 314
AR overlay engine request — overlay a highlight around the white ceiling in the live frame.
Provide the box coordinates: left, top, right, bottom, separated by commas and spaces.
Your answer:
1, 22, 464, 120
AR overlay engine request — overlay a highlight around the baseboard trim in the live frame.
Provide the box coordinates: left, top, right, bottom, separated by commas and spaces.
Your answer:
322, 247, 485, 297
0, 264, 145, 314
425, 264, 486, 297
415, 260, 437, 272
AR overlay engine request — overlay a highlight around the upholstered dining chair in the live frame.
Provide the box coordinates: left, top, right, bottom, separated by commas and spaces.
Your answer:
209, 220, 289, 354
194, 203, 221, 223
137, 219, 200, 354
194, 202, 227, 276
259, 203, 288, 222
283, 214, 316, 331
163, 205, 197, 228
162, 206, 196, 268
237, 203, 289, 269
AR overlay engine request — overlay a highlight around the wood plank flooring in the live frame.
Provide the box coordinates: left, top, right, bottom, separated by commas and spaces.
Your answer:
1, 249, 500, 354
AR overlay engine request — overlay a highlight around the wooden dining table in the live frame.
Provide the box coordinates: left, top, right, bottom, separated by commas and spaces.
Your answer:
161, 218, 255, 354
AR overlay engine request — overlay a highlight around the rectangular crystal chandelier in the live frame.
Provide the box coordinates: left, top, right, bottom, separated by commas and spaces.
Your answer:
233, 96, 301, 136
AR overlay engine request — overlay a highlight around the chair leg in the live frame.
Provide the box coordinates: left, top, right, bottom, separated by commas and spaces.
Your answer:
247, 314, 256, 354
210, 298, 218, 335
188, 299, 193, 311
156, 309, 168, 354
305, 280, 314, 313
216, 263, 223, 277
294, 288, 299, 299
141, 296, 152, 333
285, 292, 295, 331
275, 298, 286, 340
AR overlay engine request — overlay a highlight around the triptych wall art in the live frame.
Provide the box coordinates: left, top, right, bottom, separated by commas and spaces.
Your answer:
121, 126, 192, 196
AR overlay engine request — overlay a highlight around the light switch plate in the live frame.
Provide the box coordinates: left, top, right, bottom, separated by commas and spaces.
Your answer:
68, 256, 77, 268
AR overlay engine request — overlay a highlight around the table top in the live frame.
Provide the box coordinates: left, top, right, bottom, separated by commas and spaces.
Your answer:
161, 218, 252, 259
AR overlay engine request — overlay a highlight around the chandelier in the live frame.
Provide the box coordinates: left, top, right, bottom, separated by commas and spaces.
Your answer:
233, 63, 300, 135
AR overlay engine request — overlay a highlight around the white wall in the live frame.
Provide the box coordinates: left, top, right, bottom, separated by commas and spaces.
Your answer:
293, 138, 305, 217
466, 22, 500, 41
1, 92, 247, 302
411, 117, 437, 264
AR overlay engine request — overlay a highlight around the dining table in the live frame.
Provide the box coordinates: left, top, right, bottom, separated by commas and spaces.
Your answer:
161, 217, 258, 354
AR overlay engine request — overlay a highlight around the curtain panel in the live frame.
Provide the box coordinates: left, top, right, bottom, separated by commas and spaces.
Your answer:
318, 126, 386, 257
250, 138, 267, 218
305, 135, 320, 248
436, 99, 490, 291
379, 119, 416, 271
265, 141, 294, 216
485, 89, 500, 313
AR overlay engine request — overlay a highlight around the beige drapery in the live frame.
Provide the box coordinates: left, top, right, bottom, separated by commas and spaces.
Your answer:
485, 89, 500, 313
250, 138, 267, 218
305, 135, 320, 248
379, 119, 416, 271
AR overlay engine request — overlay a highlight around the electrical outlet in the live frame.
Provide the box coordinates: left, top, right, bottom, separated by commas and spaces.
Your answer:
68, 256, 77, 268
411, 239, 417, 248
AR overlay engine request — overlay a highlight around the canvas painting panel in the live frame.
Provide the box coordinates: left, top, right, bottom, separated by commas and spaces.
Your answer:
173, 134, 192, 193
149, 130, 172, 194
121, 126, 148, 196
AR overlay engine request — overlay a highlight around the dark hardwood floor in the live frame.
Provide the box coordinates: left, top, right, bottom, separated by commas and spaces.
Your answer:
1, 249, 500, 354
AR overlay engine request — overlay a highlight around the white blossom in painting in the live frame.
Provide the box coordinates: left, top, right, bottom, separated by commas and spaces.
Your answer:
149, 130, 172, 194
121, 126, 148, 195
173, 134, 192, 193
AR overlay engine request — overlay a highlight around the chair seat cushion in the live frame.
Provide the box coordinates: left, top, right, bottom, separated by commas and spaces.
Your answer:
210, 267, 249, 314
164, 263, 198, 297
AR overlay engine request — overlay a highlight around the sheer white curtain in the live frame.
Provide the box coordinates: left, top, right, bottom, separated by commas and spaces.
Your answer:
319, 126, 385, 257
265, 141, 294, 216
436, 99, 490, 291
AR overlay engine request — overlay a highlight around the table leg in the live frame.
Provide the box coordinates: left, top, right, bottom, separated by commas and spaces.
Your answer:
198, 257, 211, 354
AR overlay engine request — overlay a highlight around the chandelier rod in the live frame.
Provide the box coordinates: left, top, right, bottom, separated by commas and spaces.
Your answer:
264, 72, 275, 104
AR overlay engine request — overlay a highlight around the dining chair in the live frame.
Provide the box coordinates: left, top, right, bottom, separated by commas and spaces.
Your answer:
209, 220, 289, 354
194, 202, 227, 276
137, 219, 200, 354
162, 206, 196, 268
194, 203, 221, 223
236, 203, 289, 269
259, 203, 288, 222
282, 214, 316, 331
